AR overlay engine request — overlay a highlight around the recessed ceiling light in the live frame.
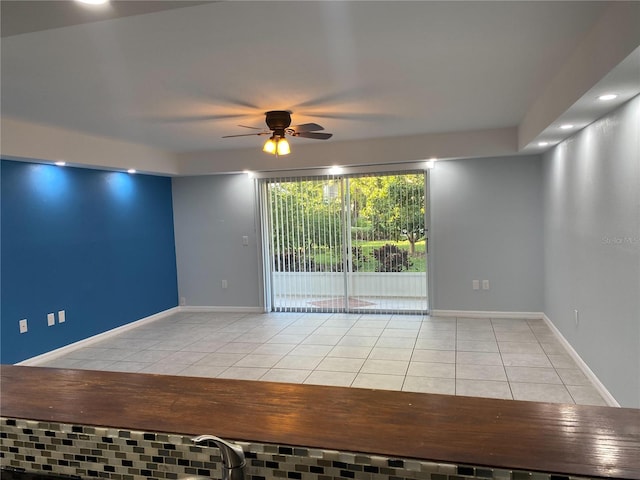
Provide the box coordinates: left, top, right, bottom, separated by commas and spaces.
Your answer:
598, 93, 618, 101
54, 161, 66, 166
75, 0, 109, 5
560, 124, 574, 130
538, 142, 549, 147
127, 169, 136, 174
328, 166, 343, 175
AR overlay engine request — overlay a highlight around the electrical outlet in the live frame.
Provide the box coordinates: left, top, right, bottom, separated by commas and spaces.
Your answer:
47, 313, 55, 326
58, 310, 66, 323
472, 280, 480, 290
19, 319, 28, 333
242, 236, 249, 246
180, 297, 186, 306
221, 279, 228, 289
482, 280, 490, 290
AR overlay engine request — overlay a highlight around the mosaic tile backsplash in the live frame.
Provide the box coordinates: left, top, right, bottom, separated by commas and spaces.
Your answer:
1, 418, 596, 480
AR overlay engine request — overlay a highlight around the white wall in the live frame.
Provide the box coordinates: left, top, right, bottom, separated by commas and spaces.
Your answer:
172, 174, 262, 308
172, 155, 545, 315
430, 155, 544, 313
543, 94, 640, 408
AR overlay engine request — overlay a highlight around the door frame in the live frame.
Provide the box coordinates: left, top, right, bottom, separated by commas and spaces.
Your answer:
255, 165, 433, 314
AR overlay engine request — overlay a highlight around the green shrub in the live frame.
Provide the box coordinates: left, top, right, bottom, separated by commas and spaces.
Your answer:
372, 244, 412, 272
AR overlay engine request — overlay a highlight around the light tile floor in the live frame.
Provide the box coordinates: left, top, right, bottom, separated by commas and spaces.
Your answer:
37, 312, 608, 406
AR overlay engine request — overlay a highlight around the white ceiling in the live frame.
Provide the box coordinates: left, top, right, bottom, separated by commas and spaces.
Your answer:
1, 1, 639, 174
0, 1, 212, 37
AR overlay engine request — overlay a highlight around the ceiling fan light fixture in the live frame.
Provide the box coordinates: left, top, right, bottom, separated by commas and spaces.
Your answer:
263, 137, 277, 154
276, 138, 290, 156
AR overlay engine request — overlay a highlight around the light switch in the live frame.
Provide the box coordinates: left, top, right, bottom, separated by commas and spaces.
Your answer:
472, 280, 480, 290
19, 319, 28, 334
47, 313, 55, 326
58, 310, 66, 323
242, 236, 249, 246
482, 280, 490, 290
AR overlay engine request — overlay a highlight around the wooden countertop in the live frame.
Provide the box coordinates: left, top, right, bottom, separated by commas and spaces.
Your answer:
1, 365, 639, 479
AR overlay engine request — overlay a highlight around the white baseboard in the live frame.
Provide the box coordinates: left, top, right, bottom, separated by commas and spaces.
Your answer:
17, 307, 181, 366
179, 306, 264, 313
542, 314, 620, 407
431, 310, 544, 320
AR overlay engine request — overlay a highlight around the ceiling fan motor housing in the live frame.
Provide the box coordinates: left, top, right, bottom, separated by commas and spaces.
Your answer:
265, 110, 292, 136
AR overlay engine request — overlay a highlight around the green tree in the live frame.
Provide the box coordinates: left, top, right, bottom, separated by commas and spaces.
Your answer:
350, 176, 393, 240
387, 174, 425, 254
269, 179, 343, 270
268, 174, 425, 271
349, 174, 425, 253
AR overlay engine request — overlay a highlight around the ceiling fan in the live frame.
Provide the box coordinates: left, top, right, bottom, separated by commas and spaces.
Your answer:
222, 110, 333, 155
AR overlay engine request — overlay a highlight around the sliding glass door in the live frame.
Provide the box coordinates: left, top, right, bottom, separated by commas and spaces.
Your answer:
261, 172, 428, 313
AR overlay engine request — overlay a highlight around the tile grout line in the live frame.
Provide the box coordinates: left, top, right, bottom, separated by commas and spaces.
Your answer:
304, 314, 360, 387
292, 314, 349, 386
399, 318, 420, 392
454, 316, 458, 396
348, 316, 388, 388
493, 317, 514, 401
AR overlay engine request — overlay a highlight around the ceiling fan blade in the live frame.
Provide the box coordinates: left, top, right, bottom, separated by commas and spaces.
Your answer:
290, 123, 324, 133
238, 124, 265, 130
293, 131, 333, 140
222, 132, 269, 138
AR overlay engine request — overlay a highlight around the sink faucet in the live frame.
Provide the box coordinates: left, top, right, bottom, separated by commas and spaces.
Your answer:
192, 435, 246, 480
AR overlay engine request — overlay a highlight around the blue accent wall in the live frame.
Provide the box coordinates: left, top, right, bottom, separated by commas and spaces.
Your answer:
1, 160, 178, 364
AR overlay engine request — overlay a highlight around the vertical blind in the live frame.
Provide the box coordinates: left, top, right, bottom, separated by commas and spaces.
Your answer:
262, 172, 428, 314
